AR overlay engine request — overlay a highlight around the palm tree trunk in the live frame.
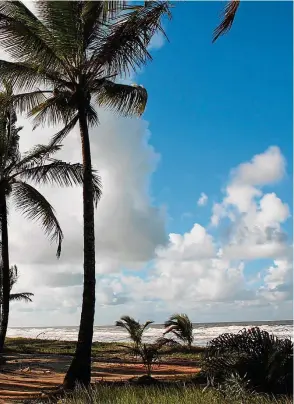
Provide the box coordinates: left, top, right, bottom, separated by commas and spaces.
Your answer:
0, 193, 10, 352
63, 104, 95, 389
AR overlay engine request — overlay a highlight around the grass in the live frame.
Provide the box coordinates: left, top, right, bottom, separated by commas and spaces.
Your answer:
56, 385, 293, 404
5, 338, 204, 361
4, 338, 291, 403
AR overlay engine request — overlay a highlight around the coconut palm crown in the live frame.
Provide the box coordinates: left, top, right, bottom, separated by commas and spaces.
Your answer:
164, 313, 194, 348
115, 315, 154, 348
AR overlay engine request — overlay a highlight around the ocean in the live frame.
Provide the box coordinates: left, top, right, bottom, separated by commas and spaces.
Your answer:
7, 320, 293, 346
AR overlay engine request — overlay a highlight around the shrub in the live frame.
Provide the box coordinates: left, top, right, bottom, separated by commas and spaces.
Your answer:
202, 327, 293, 396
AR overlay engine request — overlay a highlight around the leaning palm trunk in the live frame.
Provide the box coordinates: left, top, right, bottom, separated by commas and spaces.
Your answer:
64, 106, 95, 388
0, 194, 9, 351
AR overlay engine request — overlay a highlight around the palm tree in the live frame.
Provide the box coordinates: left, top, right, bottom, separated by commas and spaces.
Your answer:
0, 1, 171, 387
8, 265, 34, 304
213, 0, 240, 42
0, 81, 101, 352
163, 313, 194, 348
115, 315, 154, 349
0, 265, 34, 311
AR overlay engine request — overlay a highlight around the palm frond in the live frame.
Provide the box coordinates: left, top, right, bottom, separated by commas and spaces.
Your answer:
9, 292, 33, 302
29, 92, 75, 129
11, 181, 63, 257
91, 1, 171, 77
8, 265, 18, 291
49, 115, 79, 147
95, 80, 147, 116
12, 91, 49, 115
11, 143, 62, 174
213, 0, 240, 43
92, 169, 103, 208
0, 1, 67, 70
18, 161, 84, 187
142, 320, 154, 332
85, 103, 99, 127
17, 160, 102, 205
35, 1, 83, 65
164, 313, 194, 347
81, 2, 126, 48
0, 60, 55, 92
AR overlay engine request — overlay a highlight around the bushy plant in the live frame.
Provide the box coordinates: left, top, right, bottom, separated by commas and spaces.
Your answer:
202, 327, 293, 396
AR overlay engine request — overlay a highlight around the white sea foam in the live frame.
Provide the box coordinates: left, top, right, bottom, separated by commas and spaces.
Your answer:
7, 321, 293, 346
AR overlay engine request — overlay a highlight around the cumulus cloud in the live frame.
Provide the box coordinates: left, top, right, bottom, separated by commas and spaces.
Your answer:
231, 146, 285, 187
8, 139, 292, 326
197, 192, 208, 206
10, 111, 167, 268
210, 147, 290, 262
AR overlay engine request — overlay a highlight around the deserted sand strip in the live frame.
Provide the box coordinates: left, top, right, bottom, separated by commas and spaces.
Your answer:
0, 354, 199, 402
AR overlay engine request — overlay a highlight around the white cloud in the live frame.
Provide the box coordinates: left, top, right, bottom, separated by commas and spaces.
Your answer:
8, 109, 169, 325
259, 258, 293, 303
10, 111, 167, 268
230, 146, 286, 187
148, 30, 166, 51
8, 136, 292, 326
197, 192, 208, 206
209, 147, 290, 262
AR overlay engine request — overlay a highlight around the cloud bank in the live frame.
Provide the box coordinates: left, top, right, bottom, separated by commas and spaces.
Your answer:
8, 116, 292, 326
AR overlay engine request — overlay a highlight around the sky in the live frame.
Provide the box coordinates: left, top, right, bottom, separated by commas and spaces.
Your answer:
4, 1, 293, 326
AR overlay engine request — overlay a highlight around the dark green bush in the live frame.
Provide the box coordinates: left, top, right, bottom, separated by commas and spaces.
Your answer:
202, 327, 293, 396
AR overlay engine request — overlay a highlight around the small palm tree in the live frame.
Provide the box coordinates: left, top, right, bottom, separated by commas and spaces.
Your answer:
163, 313, 194, 348
0, 265, 33, 322
0, 81, 101, 351
0, 1, 171, 387
8, 265, 34, 303
115, 315, 154, 349
126, 343, 161, 378
213, 0, 240, 42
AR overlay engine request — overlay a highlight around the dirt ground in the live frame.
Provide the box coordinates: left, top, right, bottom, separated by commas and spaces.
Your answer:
0, 353, 199, 403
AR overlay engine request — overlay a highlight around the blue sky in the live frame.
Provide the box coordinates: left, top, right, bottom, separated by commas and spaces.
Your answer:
142, 1, 292, 236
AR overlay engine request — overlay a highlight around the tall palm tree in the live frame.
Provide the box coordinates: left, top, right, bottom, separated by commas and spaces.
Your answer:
0, 1, 171, 387
163, 313, 194, 348
213, 0, 240, 42
0, 81, 101, 352
115, 315, 154, 349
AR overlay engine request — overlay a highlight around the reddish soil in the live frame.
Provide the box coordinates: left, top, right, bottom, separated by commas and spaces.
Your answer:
0, 354, 200, 403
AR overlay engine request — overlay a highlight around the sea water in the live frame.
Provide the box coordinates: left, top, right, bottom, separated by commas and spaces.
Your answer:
7, 320, 293, 346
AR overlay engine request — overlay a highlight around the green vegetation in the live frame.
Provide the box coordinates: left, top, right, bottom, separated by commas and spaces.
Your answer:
115, 316, 154, 348
1, 265, 33, 304
4, 327, 293, 402
164, 314, 194, 348
57, 385, 292, 404
4, 337, 204, 361
202, 327, 293, 396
